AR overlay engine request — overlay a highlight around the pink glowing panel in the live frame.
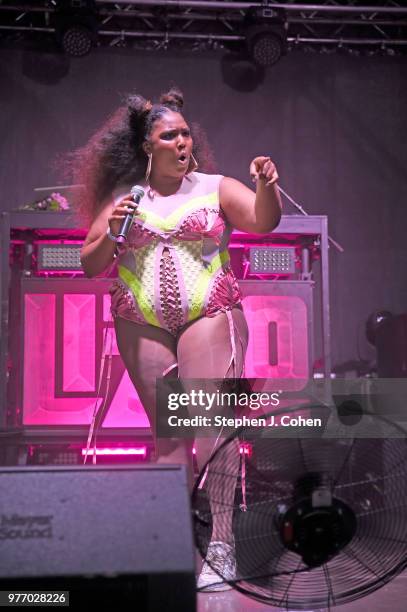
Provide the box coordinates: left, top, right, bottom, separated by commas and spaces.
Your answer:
101, 336, 150, 428
23, 291, 149, 428
63, 294, 95, 392
81, 447, 147, 457
24, 293, 98, 424
103, 294, 112, 322
242, 295, 309, 380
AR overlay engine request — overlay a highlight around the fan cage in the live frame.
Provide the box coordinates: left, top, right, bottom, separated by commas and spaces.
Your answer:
193, 404, 407, 608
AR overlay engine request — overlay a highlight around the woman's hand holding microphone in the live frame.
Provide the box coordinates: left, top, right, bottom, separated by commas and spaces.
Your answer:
107, 195, 139, 238
106, 186, 144, 243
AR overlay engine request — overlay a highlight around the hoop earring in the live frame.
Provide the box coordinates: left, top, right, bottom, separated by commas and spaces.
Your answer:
145, 153, 152, 182
187, 153, 198, 175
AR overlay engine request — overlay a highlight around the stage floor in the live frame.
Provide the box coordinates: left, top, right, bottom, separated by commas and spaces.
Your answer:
197, 570, 407, 612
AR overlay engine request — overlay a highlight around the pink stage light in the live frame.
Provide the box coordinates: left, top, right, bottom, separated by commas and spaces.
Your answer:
239, 443, 252, 456
81, 447, 147, 457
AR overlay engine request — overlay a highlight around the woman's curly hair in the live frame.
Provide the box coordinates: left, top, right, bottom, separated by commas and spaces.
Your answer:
67, 88, 216, 227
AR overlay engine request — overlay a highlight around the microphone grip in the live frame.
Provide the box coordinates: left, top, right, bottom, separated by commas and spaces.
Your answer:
116, 213, 135, 244
115, 188, 144, 244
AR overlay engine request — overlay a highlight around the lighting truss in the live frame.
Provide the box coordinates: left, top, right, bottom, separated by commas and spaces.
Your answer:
0, 1, 406, 56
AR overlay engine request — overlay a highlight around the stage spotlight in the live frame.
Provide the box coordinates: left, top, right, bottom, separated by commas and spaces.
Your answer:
62, 24, 93, 56
246, 25, 288, 67
53, 0, 98, 57
248, 30, 284, 67
245, 10, 287, 67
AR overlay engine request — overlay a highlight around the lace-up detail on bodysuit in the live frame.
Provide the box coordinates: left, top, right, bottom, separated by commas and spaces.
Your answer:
159, 248, 184, 335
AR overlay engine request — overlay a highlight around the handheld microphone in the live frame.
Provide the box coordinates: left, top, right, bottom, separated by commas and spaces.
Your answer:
116, 185, 145, 244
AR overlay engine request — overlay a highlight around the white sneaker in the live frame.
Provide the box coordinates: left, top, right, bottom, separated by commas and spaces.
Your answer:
197, 541, 236, 592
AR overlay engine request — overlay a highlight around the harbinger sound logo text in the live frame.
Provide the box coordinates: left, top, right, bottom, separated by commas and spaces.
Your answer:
0, 514, 53, 540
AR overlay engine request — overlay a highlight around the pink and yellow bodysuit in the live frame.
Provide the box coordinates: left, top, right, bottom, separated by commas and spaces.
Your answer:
109, 172, 243, 344
85, 172, 246, 464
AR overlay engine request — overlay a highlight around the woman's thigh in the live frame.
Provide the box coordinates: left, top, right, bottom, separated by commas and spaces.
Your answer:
114, 317, 177, 429
176, 307, 248, 379
176, 307, 249, 466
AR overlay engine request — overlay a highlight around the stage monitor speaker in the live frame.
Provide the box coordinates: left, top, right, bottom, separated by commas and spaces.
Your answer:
15, 278, 314, 427
0, 464, 196, 611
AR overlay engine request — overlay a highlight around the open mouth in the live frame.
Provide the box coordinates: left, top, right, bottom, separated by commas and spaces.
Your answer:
178, 154, 188, 164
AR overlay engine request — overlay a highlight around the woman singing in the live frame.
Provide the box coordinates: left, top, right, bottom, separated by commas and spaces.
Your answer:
75, 88, 282, 591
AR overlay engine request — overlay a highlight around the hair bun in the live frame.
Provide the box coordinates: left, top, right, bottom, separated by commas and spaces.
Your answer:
127, 94, 151, 117
126, 94, 152, 136
160, 88, 184, 111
